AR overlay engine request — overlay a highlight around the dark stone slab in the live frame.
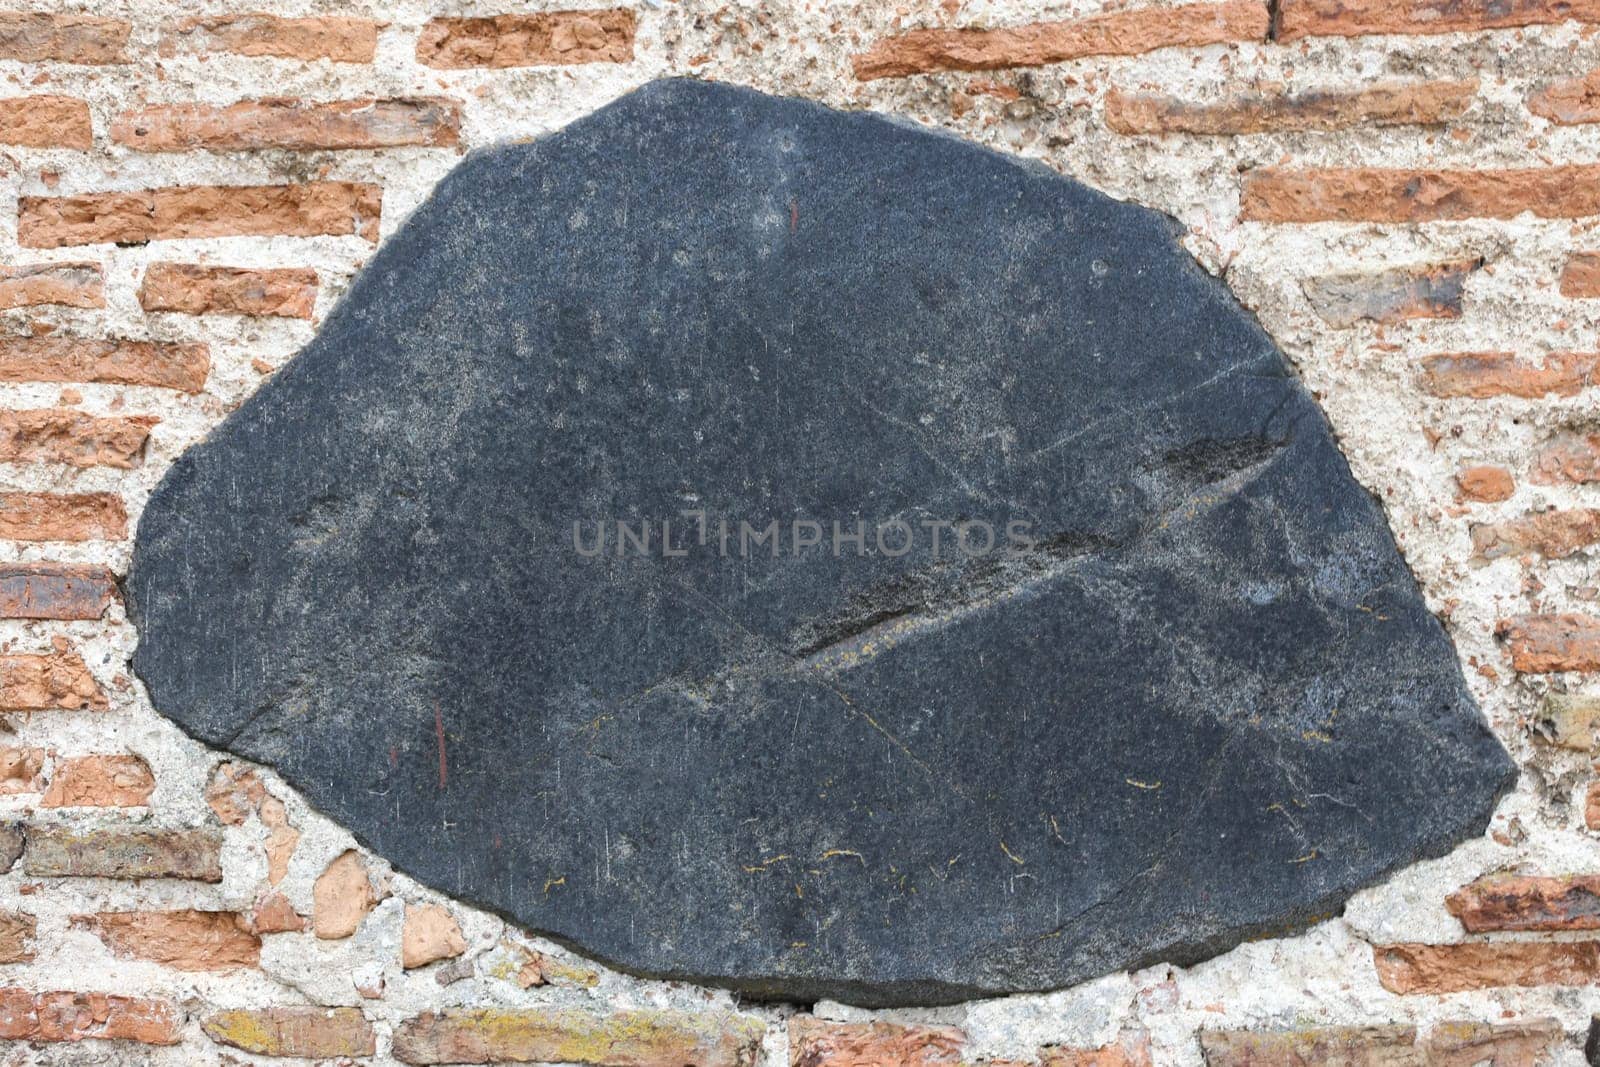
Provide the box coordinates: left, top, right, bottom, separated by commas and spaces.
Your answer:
127, 79, 1514, 1006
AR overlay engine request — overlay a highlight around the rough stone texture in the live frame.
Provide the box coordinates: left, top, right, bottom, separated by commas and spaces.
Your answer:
202, 1006, 377, 1058
314, 849, 377, 939
24, 826, 222, 881
852, 2, 1267, 80
160, 14, 377, 62
1532, 431, 1600, 483
1446, 873, 1600, 932
74, 910, 260, 971
1374, 941, 1600, 994
0, 825, 23, 874
416, 10, 637, 69
0, 96, 92, 149
0, 563, 117, 620
0, 650, 107, 711
1104, 81, 1475, 136
0, 913, 34, 964
788, 1017, 967, 1065
114, 98, 462, 152
0, 748, 45, 794
0, 262, 103, 310
0, 409, 156, 469
140, 263, 318, 319
392, 1006, 766, 1066
403, 903, 466, 969
1242, 166, 1600, 223
1300, 260, 1480, 328
0, 13, 129, 64
0, 988, 180, 1044
127, 80, 1513, 1006
1535, 693, 1600, 748
41, 754, 155, 807
0, 336, 209, 393
18, 182, 382, 248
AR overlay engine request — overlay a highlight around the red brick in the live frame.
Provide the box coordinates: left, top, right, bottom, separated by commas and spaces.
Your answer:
1040, 1033, 1152, 1067
0, 913, 33, 964
0, 747, 45, 793
1588, 781, 1600, 830
854, 1, 1266, 79
1561, 252, 1600, 297
74, 910, 259, 971
139, 263, 317, 319
1278, 0, 1600, 40
1374, 940, 1600, 993
1533, 432, 1600, 484
203, 1007, 376, 1058
18, 182, 382, 248
0, 988, 179, 1044
0, 409, 156, 468
114, 98, 461, 152
1456, 465, 1514, 503
0, 650, 107, 710
0, 563, 116, 620
1531, 69, 1600, 124
788, 1017, 966, 1066
1242, 165, 1600, 223
0, 96, 91, 148
0, 336, 209, 393
1497, 613, 1600, 673
24, 826, 222, 881
1419, 351, 1598, 399
417, 9, 636, 69
161, 14, 377, 63
0, 13, 129, 64
42, 755, 154, 807
1447, 873, 1600, 932
1301, 259, 1480, 327
0, 492, 124, 542
393, 1007, 766, 1066
1471, 508, 1600, 560
1106, 80, 1474, 135
0, 262, 103, 311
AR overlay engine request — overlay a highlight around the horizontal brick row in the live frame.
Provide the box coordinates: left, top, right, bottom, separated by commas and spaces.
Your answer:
1201, 1020, 1560, 1065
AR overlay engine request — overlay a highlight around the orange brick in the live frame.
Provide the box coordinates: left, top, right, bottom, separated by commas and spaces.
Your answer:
0, 13, 129, 64
0, 263, 102, 311
1374, 941, 1600, 993
1447, 874, 1600, 932
1531, 69, 1600, 124
0, 650, 107, 711
202, 1007, 375, 1058
0, 493, 124, 542
114, 98, 461, 152
1456, 465, 1514, 502
1278, 0, 1600, 39
1105, 80, 1474, 135
1242, 165, 1600, 223
417, 9, 636, 69
0, 96, 91, 148
1471, 508, 1600, 560
0, 747, 45, 793
1496, 613, 1600, 673
18, 182, 381, 248
161, 14, 377, 62
0, 988, 179, 1044
852, 1, 1267, 79
74, 910, 259, 971
1587, 781, 1600, 830
0, 410, 156, 468
0, 336, 209, 393
0, 913, 34, 964
139, 263, 317, 319
788, 1017, 966, 1066
1561, 252, 1600, 297
42, 755, 154, 807
1419, 351, 1598, 399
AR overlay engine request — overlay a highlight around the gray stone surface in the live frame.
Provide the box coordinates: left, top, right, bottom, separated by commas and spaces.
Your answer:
127, 78, 1514, 1006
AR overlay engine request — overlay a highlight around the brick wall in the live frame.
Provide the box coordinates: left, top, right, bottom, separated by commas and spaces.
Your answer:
0, 0, 1596, 1063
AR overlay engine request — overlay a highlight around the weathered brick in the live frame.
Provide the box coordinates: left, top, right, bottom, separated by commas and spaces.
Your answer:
250, 892, 305, 934
788, 1017, 966, 1066
1426, 1020, 1562, 1067
204, 761, 266, 825
42, 755, 154, 807
74, 910, 259, 971
0, 748, 44, 793
393, 1007, 766, 1066
1302, 259, 1479, 327
0, 825, 22, 872
1534, 693, 1600, 749
0, 563, 115, 620
0, 96, 91, 149
0, 262, 102, 311
1418, 351, 1599, 399
1448, 873, 1600, 932
0, 492, 124, 542
0, 409, 156, 468
1106, 80, 1474, 135
0, 913, 34, 964
202, 1006, 376, 1058
114, 98, 461, 152
0, 988, 179, 1044
139, 263, 317, 319
1471, 508, 1600, 560
0, 13, 129, 64
1278, 0, 1600, 40
1199, 1025, 1420, 1065
1374, 941, 1600, 993
417, 9, 636, 69
18, 182, 382, 248
314, 849, 376, 939
1242, 165, 1600, 223
1588, 781, 1600, 831
853, 1, 1266, 80
1531, 70, 1600, 125
403, 903, 466, 969
1533, 431, 1600, 483
1497, 614, 1600, 673
25, 826, 222, 881
1457, 465, 1514, 503
0, 650, 106, 710
1561, 252, 1600, 297
161, 14, 377, 62
0, 336, 209, 393
1040, 1033, 1152, 1067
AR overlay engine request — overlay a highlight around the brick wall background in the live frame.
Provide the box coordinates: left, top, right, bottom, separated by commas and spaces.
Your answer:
0, 0, 1596, 1063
